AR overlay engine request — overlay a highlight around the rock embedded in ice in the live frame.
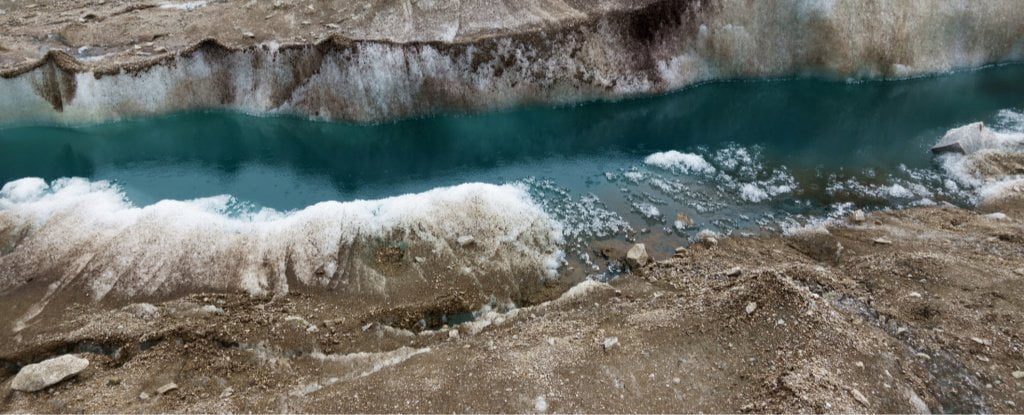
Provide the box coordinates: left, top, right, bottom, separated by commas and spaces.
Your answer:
625, 243, 649, 269
11, 355, 89, 392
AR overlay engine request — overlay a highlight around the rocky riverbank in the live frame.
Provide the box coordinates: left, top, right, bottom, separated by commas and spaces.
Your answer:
2, 202, 1023, 413
1, 0, 1023, 123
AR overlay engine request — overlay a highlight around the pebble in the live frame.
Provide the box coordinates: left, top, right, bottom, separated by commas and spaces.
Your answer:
908, 291, 922, 298
157, 382, 178, 395
725, 267, 742, 277
414, 256, 425, 263
850, 210, 866, 223
139, 392, 150, 400
915, 352, 931, 360
971, 337, 992, 346
1012, 371, 1024, 379
873, 237, 893, 245
242, 31, 255, 38
745, 302, 757, 315
448, 329, 459, 339
674, 246, 687, 254
602, 336, 619, 351
456, 235, 475, 247
850, 388, 869, 406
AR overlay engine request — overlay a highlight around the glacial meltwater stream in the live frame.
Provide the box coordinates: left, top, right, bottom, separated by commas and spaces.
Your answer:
2, 64, 1024, 280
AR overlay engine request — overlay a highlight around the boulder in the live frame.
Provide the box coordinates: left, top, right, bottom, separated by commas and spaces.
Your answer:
11, 355, 89, 392
625, 243, 649, 269
785, 226, 843, 262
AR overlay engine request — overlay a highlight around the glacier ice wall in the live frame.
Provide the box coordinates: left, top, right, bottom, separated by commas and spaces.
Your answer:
0, 179, 564, 331
1, 0, 1023, 123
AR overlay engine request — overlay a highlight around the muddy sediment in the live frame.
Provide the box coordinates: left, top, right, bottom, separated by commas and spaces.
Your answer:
2, 204, 1023, 412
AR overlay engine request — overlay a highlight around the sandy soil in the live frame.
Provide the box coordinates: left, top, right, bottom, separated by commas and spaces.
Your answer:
2, 202, 1022, 413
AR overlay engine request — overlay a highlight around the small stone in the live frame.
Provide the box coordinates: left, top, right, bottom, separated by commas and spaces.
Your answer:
915, 352, 931, 360
697, 229, 718, 246
745, 302, 757, 315
675, 212, 695, 227
725, 267, 742, 277
139, 392, 150, 400
414, 256, 425, 263
673, 246, 686, 254
546, 338, 555, 346
326, 23, 340, 29
602, 336, 619, 351
786, 226, 842, 262
850, 388, 869, 406
984, 212, 1009, 221
850, 210, 866, 223
1011, 371, 1024, 379
157, 382, 178, 395
154, 46, 167, 53
971, 337, 992, 346
448, 329, 459, 339
456, 235, 475, 247
106, 376, 122, 386
625, 243, 650, 269
908, 291, 922, 298
125, 303, 159, 319
1015, 268, 1024, 276
11, 355, 90, 392
854, 361, 864, 369
242, 31, 256, 38
199, 304, 224, 314
220, 387, 234, 398
873, 237, 893, 245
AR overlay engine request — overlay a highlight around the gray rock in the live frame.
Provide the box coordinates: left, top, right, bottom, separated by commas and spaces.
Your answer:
125, 302, 159, 319
456, 235, 475, 247
905, 389, 930, 414
625, 243, 649, 269
602, 336, 619, 351
725, 267, 742, 277
850, 209, 866, 223
1012, 370, 1024, 379
873, 237, 893, 245
157, 382, 178, 395
785, 226, 843, 262
745, 302, 757, 315
11, 354, 89, 392
850, 388, 870, 406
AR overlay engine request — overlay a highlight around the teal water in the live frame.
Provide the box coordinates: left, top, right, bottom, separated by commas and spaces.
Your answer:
1, 64, 1023, 254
